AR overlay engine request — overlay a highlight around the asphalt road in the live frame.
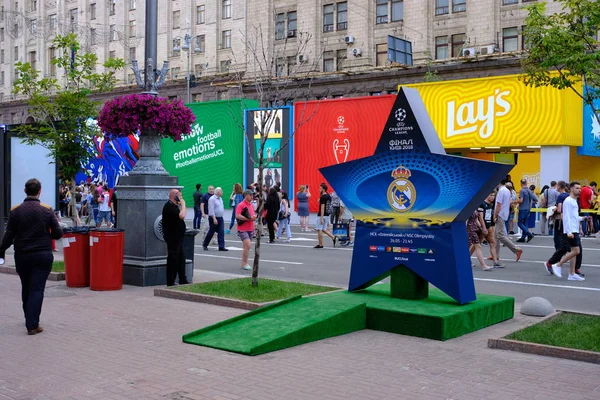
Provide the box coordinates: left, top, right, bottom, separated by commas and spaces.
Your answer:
194, 225, 600, 314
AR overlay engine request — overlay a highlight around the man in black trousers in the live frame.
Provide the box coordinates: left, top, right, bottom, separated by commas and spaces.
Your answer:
0, 178, 63, 335
162, 189, 189, 286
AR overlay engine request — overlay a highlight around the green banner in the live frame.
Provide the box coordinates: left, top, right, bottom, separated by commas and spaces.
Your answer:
160, 99, 258, 206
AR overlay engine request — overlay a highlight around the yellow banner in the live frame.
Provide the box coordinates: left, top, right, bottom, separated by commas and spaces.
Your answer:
402, 75, 583, 148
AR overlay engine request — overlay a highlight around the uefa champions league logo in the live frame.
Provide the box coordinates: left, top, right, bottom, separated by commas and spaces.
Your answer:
337, 116, 345, 125
395, 108, 407, 122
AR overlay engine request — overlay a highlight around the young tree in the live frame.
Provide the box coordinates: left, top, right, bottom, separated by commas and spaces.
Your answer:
520, 0, 600, 129
12, 33, 125, 225
218, 21, 327, 286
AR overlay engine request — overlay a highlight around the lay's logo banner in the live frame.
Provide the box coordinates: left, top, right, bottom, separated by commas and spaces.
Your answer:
402, 74, 583, 148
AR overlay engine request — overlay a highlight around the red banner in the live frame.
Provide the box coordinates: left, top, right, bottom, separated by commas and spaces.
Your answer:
294, 95, 396, 212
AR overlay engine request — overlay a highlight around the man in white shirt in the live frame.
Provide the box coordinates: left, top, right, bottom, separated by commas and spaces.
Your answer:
551, 182, 584, 281
202, 187, 228, 251
494, 180, 523, 263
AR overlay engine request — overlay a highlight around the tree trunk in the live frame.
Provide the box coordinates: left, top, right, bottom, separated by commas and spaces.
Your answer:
71, 179, 81, 226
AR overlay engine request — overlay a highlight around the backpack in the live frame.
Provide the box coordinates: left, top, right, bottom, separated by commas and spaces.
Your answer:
324, 196, 333, 216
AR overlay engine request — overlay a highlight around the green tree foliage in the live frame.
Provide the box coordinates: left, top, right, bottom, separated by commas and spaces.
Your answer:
12, 33, 125, 224
520, 0, 600, 122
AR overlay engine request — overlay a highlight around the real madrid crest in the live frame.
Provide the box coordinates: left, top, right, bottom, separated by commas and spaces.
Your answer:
387, 166, 416, 213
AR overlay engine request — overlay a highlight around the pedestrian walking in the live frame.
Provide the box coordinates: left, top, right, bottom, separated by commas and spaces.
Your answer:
226, 183, 244, 234
479, 191, 501, 267
467, 209, 493, 271
494, 180, 523, 263
203, 187, 228, 251
96, 186, 113, 228
200, 186, 214, 237
517, 179, 537, 243
315, 183, 337, 248
276, 192, 292, 242
545, 181, 569, 275
192, 183, 203, 230
550, 182, 585, 281
296, 185, 311, 231
236, 190, 257, 271
0, 178, 64, 335
162, 189, 190, 286
265, 188, 280, 243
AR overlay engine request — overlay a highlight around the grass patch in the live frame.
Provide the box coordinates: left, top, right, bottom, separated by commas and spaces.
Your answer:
174, 278, 339, 303
506, 312, 600, 352
52, 261, 65, 273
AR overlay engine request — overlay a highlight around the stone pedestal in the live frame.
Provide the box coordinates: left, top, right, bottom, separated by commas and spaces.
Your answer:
116, 133, 181, 286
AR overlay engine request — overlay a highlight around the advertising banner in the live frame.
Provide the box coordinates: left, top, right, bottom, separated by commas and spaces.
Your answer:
320, 88, 512, 304
404, 74, 583, 148
294, 95, 396, 211
244, 107, 292, 197
160, 99, 258, 205
577, 87, 600, 157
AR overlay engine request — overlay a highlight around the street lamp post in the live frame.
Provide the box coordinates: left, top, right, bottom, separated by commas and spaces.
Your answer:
173, 34, 201, 103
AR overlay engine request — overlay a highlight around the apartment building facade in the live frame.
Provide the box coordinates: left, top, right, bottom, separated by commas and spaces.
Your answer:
0, 0, 560, 124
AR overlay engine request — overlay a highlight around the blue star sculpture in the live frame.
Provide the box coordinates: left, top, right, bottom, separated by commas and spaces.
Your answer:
320, 88, 512, 304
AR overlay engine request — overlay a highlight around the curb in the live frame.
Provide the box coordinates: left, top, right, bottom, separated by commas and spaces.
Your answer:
488, 338, 600, 365
0, 265, 65, 281
153, 287, 272, 310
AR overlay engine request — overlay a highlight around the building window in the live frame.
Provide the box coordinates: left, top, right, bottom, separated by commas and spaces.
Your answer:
49, 14, 57, 30
29, 19, 37, 35
323, 4, 334, 32
1, 28, 4, 42
1, 72, 4, 85
275, 13, 285, 40
129, 47, 136, 62
196, 35, 205, 52
288, 11, 297, 37
391, 0, 403, 21
29, 0, 37, 12
129, 20, 136, 37
276, 57, 284, 77
195, 64, 204, 76
287, 55, 296, 76
376, 0, 388, 24
502, 0, 518, 4
48, 47, 56, 76
70, 9, 78, 26
336, 49, 346, 71
109, 0, 116, 16
376, 43, 387, 66
222, 30, 231, 48
337, 2, 347, 30
173, 11, 181, 29
452, 0, 466, 13
222, 0, 231, 19
172, 38, 181, 56
435, 0, 449, 15
171, 67, 181, 78
451, 33, 466, 57
130, 0, 136, 10
14, 46, 18, 60
109, 25, 117, 41
323, 51, 334, 72
109, 50, 116, 59
521, 25, 529, 50
220, 60, 230, 73
1, 50, 4, 63
502, 27, 519, 52
435, 36, 448, 59
90, 3, 96, 20
196, 5, 205, 24
90, 28, 97, 45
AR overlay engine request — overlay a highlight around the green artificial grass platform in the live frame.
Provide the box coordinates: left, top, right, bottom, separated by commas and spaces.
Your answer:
183, 284, 514, 355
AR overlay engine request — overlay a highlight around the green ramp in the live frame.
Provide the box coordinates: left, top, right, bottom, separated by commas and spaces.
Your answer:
183, 295, 366, 356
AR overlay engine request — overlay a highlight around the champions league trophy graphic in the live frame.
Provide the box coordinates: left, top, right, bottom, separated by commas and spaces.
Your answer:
333, 138, 350, 164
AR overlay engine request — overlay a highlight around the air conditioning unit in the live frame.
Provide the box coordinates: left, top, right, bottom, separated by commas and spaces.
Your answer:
480, 45, 498, 55
352, 48, 362, 57
287, 29, 297, 38
298, 54, 308, 63
460, 47, 476, 57
344, 35, 354, 44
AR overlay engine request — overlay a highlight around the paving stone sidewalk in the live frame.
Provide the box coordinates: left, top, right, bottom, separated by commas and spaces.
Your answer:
1, 273, 599, 400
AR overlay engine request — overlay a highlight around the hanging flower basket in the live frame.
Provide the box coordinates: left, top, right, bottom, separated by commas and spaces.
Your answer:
97, 93, 196, 141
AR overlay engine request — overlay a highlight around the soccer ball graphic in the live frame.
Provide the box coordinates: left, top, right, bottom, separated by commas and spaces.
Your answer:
395, 108, 407, 122
337, 116, 345, 125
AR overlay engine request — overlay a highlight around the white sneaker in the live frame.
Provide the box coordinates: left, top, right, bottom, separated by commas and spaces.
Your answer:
551, 264, 562, 278
241, 265, 252, 271
568, 274, 585, 281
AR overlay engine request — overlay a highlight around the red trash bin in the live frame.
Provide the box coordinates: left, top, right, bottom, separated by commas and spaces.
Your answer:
62, 228, 91, 288
89, 228, 125, 291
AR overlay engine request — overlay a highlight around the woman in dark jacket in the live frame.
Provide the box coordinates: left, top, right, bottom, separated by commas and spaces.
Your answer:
265, 188, 280, 243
